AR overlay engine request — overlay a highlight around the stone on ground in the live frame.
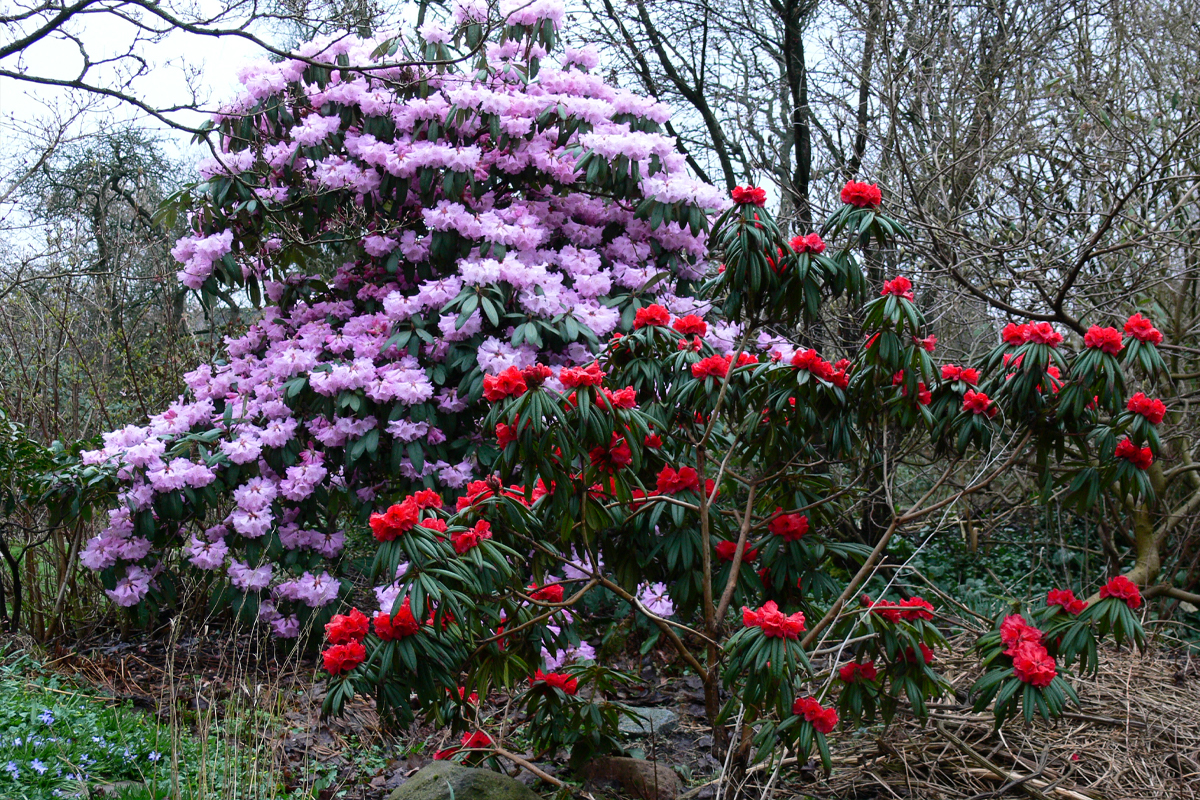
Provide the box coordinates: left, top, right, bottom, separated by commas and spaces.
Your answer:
618, 706, 679, 737
581, 756, 681, 800
386, 761, 544, 800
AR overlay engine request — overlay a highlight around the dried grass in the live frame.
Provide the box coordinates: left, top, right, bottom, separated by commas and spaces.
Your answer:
821, 640, 1200, 800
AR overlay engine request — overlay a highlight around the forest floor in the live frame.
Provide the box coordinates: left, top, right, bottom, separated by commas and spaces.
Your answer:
5, 629, 1198, 800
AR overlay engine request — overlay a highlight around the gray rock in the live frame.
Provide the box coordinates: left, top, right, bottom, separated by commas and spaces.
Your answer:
581, 756, 680, 800
619, 706, 679, 737
386, 762, 544, 800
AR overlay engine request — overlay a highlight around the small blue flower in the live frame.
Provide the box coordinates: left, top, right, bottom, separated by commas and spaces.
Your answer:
5, 761, 18, 778
148, 751, 162, 762
38, 710, 54, 725
31, 759, 47, 775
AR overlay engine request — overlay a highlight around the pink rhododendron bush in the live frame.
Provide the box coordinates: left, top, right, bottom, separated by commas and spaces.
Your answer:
68, 0, 1165, 776
74, 0, 724, 629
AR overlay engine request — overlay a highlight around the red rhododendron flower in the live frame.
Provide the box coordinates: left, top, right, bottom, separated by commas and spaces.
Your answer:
600, 387, 637, 409
1047, 588, 1086, 615
671, 314, 707, 337
902, 643, 935, 664
589, 433, 633, 471
633, 304, 671, 329
840, 180, 882, 208
716, 540, 758, 563
482, 366, 529, 402
791, 348, 835, 380
914, 334, 937, 352
435, 730, 495, 759
532, 670, 578, 695
899, 596, 935, 620
451, 520, 493, 554
1084, 325, 1124, 355
873, 602, 902, 623
1114, 437, 1153, 470
322, 640, 366, 675
1001, 323, 1030, 345
375, 597, 421, 640
941, 364, 980, 385
369, 498, 420, 542
644, 432, 662, 448
1026, 322, 1063, 346
1011, 640, 1057, 687
1099, 575, 1142, 609
1126, 392, 1166, 425
790, 232, 826, 254
838, 661, 878, 683
1041, 365, 1063, 393
1124, 313, 1163, 344
656, 465, 701, 494
742, 600, 804, 638
880, 275, 914, 300
962, 389, 997, 418
412, 489, 443, 510
496, 422, 518, 447
768, 509, 810, 541
999, 614, 1043, 653
793, 696, 839, 732
559, 362, 606, 388
764, 245, 788, 273
521, 363, 553, 386
325, 608, 370, 644
692, 354, 731, 379
731, 185, 767, 206
419, 517, 448, 534
529, 583, 565, 604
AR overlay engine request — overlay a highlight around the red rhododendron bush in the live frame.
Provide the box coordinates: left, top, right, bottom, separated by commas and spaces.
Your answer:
312, 178, 1157, 770
63, 0, 1171, 780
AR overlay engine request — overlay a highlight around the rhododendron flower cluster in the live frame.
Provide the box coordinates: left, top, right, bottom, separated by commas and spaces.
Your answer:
1124, 313, 1163, 344
863, 595, 935, 623
1099, 575, 1143, 609
374, 597, 421, 639
941, 364, 979, 385
880, 275, 914, 300
768, 510, 809, 541
742, 600, 805, 638
793, 696, 839, 732
789, 232, 825, 254
962, 390, 998, 417
1114, 438, 1153, 469
731, 185, 767, 206
532, 670, 578, 694
483, 367, 529, 402
655, 465, 703, 494
434, 731, 494, 760
716, 540, 759, 562
1047, 588, 1086, 615
838, 661, 878, 683
839, 180, 882, 209
633, 304, 671, 329
1126, 392, 1166, 425
325, 608, 370, 644
999, 615, 1056, 688
451, 520, 493, 553
1084, 325, 1124, 355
